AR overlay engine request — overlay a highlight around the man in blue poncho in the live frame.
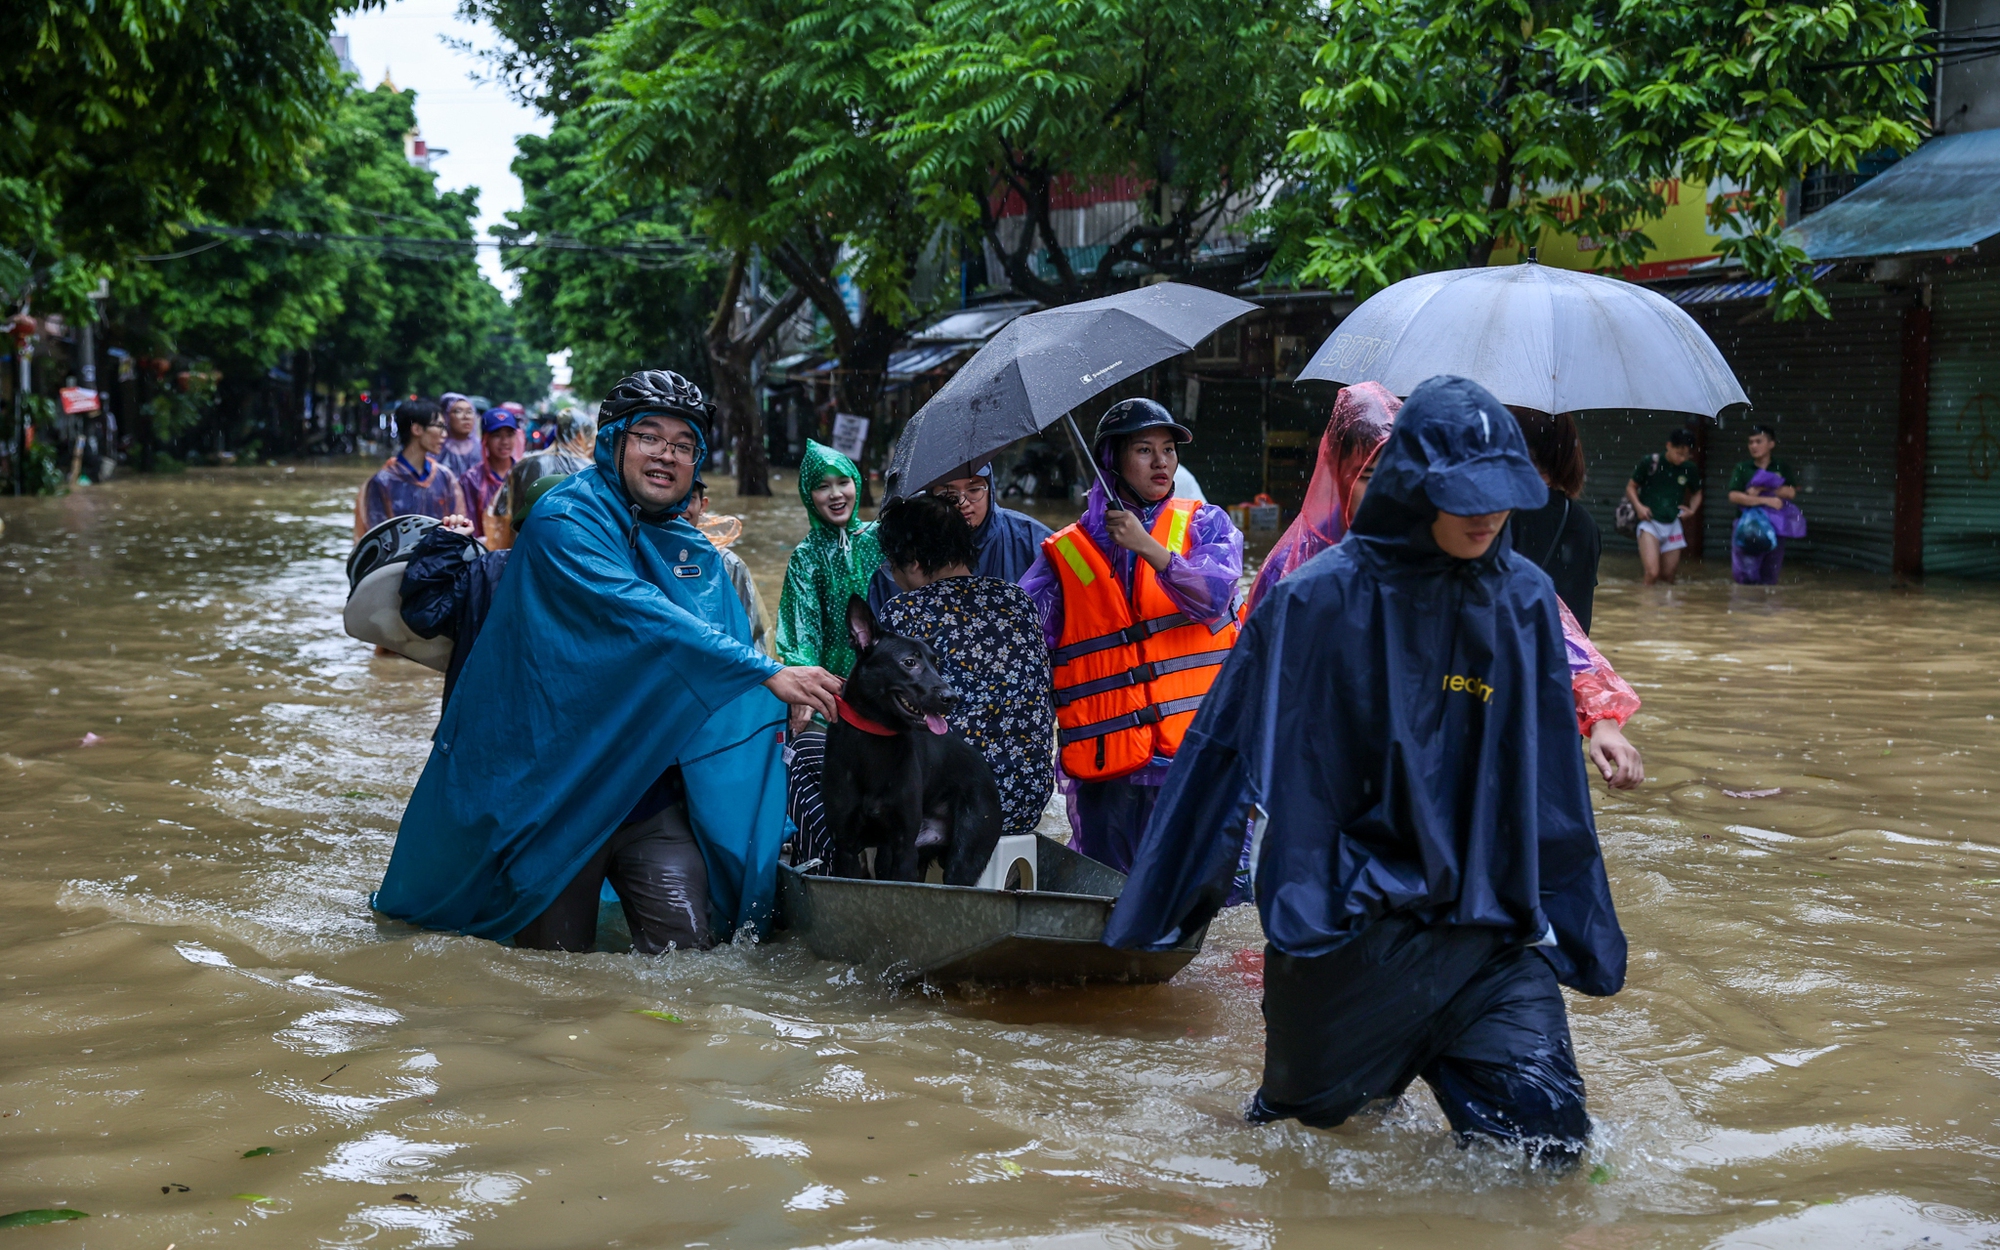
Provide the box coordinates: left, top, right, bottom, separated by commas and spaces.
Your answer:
373, 371, 841, 954
1104, 376, 1625, 1166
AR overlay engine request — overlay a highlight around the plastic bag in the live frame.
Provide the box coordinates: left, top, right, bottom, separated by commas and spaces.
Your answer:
1733, 508, 1777, 556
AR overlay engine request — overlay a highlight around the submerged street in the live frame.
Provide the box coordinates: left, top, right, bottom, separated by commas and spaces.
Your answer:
3, 465, 1999, 1248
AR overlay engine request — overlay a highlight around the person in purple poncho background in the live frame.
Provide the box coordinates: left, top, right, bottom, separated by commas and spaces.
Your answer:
459, 408, 521, 541
1246, 382, 1400, 614
353, 398, 467, 541
1020, 398, 1244, 873
437, 392, 484, 480
1726, 424, 1806, 585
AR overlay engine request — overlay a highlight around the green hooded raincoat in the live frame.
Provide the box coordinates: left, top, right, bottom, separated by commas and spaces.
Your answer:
776, 439, 883, 678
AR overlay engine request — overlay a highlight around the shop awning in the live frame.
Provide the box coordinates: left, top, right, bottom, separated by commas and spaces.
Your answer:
1783, 129, 2000, 261
787, 343, 972, 385
1665, 264, 1835, 306
908, 301, 1038, 343
763, 352, 822, 384
885, 343, 970, 380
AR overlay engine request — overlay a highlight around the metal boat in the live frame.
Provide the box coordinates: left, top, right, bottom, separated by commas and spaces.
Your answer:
772, 834, 1205, 984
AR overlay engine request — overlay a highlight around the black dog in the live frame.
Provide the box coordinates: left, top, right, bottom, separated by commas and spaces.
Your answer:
822, 595, 1003, 885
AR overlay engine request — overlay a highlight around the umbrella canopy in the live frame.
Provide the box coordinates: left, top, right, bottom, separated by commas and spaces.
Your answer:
884, 283, 1257, 498
1297, 263, 1748, 417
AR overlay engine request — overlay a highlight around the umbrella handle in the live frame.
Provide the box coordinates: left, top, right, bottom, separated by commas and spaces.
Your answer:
1061, 411, 1122, 512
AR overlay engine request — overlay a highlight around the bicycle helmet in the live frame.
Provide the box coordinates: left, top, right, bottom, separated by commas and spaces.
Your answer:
598, 370, 710, 435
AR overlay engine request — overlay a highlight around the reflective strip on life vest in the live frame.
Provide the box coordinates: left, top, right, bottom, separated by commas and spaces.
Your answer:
1052, 534, 1096, 586
1057, 693, 1210, 747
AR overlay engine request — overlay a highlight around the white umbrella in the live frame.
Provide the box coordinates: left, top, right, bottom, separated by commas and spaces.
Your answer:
1298, 263, 1748, 416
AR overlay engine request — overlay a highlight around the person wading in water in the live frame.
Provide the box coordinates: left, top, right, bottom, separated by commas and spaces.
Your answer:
1107, 376, 1625, 1168
373, 371, 841, 954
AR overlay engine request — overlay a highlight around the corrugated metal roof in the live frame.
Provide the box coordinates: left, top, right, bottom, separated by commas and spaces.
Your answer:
885, 343, 970, 380
909, 301, 1038, 342
1666, 264, 1836, 306
1783, 129, 2000, 261
797, 344, 972, 381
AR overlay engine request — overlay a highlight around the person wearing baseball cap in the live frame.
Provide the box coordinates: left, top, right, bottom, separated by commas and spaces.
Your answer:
458, 407, 522, 540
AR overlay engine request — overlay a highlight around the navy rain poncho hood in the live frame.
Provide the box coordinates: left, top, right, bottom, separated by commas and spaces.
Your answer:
865, 463, 1053, 613
374, 402, 788, 942
1103, 376, 1625, 997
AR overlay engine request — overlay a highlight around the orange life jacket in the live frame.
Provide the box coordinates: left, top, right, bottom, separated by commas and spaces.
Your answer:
1044, 498, 1241, 781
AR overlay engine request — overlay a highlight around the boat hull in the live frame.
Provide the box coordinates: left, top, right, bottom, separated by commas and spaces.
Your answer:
773, 834, 1204, 984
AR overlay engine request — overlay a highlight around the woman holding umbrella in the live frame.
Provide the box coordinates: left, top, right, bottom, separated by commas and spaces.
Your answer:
1020, 398, 1244, 872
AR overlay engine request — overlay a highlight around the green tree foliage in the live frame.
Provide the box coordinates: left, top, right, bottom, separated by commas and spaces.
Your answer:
454, 0, 630, 114
1, 0, 351, 308
888, 0, 1322, 303
1283, 0, 1930, 316
502, 115, 720, 398
591, 0, 932, 487
118, 84, 546, 448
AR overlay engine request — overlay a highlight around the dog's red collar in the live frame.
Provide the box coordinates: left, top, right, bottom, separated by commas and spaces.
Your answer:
833, 694, 898, 736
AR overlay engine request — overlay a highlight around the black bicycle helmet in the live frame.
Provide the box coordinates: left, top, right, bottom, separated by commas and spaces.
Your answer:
598, 369, 711, 435
1092, 397, 1191, 460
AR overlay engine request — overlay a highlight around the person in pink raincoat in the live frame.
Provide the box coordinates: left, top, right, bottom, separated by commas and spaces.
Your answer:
1249, 382, 1642, 789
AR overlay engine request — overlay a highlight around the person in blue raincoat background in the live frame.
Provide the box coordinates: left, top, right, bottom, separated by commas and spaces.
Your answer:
1104, 376, 1625, 1166
373, 371, 842, 954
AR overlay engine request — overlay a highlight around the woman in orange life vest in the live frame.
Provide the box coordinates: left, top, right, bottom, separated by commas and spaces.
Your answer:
1019, 398, 1245, 872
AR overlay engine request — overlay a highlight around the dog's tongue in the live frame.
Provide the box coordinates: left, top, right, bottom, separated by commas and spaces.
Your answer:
923, 712, 949, 735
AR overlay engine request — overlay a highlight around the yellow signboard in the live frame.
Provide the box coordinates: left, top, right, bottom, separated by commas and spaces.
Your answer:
1489, 178, 1759, 280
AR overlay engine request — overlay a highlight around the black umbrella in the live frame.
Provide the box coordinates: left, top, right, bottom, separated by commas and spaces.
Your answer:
883, 283, 1257, 502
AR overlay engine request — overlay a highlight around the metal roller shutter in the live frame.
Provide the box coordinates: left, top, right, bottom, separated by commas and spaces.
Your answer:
1183, 378, 1268, 507
1693, 302, 1903, 572
1924, 278, 2000, 578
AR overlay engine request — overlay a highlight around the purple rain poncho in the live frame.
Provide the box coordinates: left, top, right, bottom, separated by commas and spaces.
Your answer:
438, 392, 484, 480
1247, 383, 1402, 613
1744, 468, 1807, 538
354, 454, 466, 541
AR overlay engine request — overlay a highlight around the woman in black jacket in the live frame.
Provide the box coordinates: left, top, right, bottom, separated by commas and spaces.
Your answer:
1508, 410, 1602, 633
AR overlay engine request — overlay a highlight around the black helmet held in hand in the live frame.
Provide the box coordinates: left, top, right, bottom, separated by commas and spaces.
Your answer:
598, 370, 711, 435
1092, 397, 1192, 459
346, 514, 484, 595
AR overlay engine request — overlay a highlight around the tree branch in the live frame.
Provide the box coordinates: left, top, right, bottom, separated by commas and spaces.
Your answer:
769, 237, 856, 355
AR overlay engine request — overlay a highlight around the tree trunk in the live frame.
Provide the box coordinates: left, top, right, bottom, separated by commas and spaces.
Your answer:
833, 309, 900, 506
706, 249, 808, 497
708, 348, 766, 493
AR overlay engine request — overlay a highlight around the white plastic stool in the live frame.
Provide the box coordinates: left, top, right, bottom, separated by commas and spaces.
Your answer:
975, 834, 1038, 892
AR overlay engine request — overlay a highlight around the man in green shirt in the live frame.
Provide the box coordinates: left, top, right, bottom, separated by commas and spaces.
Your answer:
1725, 424, 1800, 584
1625, 428, 1703, 585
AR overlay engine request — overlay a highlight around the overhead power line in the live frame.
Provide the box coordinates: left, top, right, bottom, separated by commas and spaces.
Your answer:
1810, 28, 2000, 71
136, 224, 704, 267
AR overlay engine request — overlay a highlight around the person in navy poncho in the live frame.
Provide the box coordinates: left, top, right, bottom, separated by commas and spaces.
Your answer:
865, 461, 1051, 614
373, 371, 841, 954
1104, 376, 1626, 1164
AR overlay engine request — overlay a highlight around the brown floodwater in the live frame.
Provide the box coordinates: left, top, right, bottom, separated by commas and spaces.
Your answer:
3, 464, 1999, 1249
